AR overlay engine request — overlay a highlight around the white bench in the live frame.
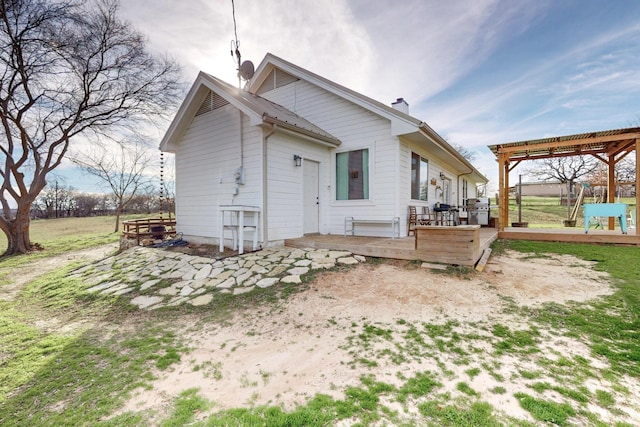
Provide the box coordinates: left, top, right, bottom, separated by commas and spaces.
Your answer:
344, 217, 400, 239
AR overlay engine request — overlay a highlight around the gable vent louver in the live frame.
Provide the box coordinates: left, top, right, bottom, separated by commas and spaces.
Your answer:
256, 70, 276, 95
256, 68, 299, 95
275, 69, 299, 88
196, 91, 229, 116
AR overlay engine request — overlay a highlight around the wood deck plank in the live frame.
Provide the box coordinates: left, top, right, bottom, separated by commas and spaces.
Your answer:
499, 227, 640, 245
286, 228, 499, 266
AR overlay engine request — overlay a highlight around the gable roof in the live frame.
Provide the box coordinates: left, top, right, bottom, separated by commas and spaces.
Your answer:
249, 53, 488, 183
160, 71, 340, 152
249, 53, 422, 135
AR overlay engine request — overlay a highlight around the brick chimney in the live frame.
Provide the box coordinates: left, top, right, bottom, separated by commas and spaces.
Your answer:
391, 97, 409, 114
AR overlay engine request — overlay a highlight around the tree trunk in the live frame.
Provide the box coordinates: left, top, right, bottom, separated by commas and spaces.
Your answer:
114, 207, 121, 233
1, 204, 33, 256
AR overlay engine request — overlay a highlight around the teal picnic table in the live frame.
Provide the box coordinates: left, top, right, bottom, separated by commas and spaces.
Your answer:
583, 203, 627, 234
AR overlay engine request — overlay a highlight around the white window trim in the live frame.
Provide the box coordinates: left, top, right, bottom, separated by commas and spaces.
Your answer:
331, 145, 374, 205
410, 152, 429, 202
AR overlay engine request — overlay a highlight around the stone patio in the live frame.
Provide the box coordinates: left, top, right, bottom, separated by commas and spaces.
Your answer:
69, 246, 365, 310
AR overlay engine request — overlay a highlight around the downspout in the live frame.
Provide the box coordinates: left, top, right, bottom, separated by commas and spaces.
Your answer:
231, 110, 245, 202
262, 123, 277, 247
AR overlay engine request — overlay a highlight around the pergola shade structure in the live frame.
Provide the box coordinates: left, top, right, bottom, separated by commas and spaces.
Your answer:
488, 127, 640, 235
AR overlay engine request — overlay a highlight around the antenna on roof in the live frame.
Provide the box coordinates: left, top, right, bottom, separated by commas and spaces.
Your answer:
230, 0, 254, 88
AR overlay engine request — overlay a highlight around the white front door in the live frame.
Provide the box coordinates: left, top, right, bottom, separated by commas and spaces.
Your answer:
303, 159, 319, 234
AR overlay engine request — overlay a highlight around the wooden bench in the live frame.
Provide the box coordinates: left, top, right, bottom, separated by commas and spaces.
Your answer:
344, 217, 400, 239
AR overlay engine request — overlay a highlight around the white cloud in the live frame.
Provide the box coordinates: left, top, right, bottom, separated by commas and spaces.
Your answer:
122, 0, 376, 93
122, 0, 550, 106
343, 0, 550, 103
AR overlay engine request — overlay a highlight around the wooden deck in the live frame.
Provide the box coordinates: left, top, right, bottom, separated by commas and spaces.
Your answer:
285, 227, 498, 266
499, 227, 640, 245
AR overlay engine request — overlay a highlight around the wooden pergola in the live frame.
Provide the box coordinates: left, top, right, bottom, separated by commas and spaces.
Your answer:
489, 127, 640, 236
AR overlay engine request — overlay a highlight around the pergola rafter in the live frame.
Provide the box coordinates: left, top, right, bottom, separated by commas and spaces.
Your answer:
489, 127, 639, 235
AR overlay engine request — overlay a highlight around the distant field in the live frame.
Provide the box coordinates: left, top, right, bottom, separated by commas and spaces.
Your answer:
505, 196, 636, 228
0, 214, 151, 259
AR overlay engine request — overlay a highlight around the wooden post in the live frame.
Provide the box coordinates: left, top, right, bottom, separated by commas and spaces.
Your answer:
607, 155, 616, 230
498, 153, 509, 231
504, 156, 510, 230
636, 139, 639, 236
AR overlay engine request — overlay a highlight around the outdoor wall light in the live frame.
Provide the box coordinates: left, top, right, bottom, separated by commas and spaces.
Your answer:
440, 172, 446, 180
293, 154, 302, 167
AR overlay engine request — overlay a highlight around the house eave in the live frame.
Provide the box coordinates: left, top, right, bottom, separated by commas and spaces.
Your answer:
415, 124, 488, 184
262, 115, 341, 147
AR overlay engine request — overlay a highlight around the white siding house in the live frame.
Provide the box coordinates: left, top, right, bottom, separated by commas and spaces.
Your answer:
160, 53, 488, 250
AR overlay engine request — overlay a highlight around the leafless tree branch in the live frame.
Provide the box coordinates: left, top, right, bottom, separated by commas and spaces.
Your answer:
0, 0, 183, 254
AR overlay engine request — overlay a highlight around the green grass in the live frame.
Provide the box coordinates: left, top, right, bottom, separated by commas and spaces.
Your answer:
595, 389, 615, 408
419, 400, 503, 427
161, 388, 210, 427
465, 367, 481, 379
494, 240, 640, 379
456, 382, 479, 397
396, 371, 440, 403
0, 215, 149, 277
0, 264, 185, 426
491, 324, 540, 355
514, 392, 576, 425
490, 386, 507, 394
0, 318, 183, 426
529, 382, 590, 403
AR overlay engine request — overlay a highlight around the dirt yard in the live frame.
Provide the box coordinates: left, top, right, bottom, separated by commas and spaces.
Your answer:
115, 249, 630, 425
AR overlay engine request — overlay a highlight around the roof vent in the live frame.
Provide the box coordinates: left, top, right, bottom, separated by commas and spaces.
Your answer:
391, 98, 409, 114
196, 91, 229, 116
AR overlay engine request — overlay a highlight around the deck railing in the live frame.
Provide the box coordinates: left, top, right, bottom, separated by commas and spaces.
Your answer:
122, 217, 177, 245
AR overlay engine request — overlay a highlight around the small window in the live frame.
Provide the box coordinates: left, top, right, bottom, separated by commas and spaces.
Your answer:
411, 153, 428, 201
336, 149, 369, 200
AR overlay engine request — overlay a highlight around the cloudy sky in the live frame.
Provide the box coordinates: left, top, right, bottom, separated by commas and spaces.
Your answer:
67, 0, 640, 192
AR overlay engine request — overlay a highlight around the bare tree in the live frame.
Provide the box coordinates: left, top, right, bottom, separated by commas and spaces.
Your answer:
74, 192, 102, 217
451, 143, 476, 162
73, 140, 155, 232
586, 157, 636, 199
527, 156, 600, 187
32, 186, 56, 218
0, 0, 182, 255
527, 156, 600, 218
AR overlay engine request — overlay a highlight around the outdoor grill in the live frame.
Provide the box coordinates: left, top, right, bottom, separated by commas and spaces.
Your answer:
466, 198, 491, 226
433, 203, 459, 225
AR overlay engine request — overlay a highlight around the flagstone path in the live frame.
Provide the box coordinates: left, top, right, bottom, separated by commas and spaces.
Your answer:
69, 246, 366, 310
